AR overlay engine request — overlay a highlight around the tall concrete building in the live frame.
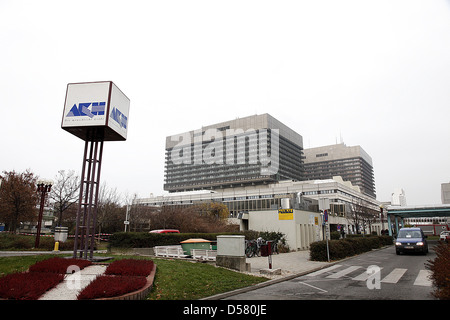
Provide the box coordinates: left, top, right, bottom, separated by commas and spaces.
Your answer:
442, 182, 450, 204
303, 143, 376, 198
164, 114, 304, 192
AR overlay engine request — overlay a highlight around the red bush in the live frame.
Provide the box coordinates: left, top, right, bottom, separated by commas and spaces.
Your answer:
77, 275, 147, 300
28, 257, 92, 274
0, 272, 64, 300
104, 259, 154, 277
427, 241, 450, 300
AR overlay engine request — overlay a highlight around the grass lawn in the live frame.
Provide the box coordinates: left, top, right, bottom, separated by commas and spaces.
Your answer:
0, 254, 57, 276
0, 254, 268, 300
147, 257, 267, 300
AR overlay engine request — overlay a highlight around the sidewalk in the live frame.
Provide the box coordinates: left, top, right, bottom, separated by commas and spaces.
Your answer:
244, 250, 329, 279
202, 250, 331, 300
39, 265, 107, 300
0, 251, 73, 257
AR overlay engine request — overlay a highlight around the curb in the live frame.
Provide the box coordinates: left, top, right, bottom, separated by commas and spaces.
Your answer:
200, 264, 335, 300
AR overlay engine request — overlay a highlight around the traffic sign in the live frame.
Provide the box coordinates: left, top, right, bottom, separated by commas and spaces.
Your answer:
324, 210, 328, 222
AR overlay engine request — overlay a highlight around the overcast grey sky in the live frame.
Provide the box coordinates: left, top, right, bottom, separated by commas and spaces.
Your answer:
1, 0, 449, 205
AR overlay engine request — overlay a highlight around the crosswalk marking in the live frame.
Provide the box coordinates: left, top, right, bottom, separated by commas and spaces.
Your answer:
326, 266, 361, 279
381, 268, 407, 284
352, 267, 383, 281
413, 270, 432, 287
306, 265, 432, 288
306, 264, 342, 277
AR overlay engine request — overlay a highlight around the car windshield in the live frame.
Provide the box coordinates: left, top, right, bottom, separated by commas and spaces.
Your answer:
398, 230, 421, 238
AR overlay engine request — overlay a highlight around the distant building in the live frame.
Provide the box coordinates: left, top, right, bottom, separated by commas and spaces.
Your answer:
442, 182, 450, 204
303, 143, 376, 198
164, 114, 304, 192
391, 188, 407, 206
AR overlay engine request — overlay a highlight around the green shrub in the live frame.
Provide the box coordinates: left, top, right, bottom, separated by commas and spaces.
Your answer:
12, 237, 33, 249
310, 241, 328, 261
330, 231, 341, 240
310, 235, 393, 261
109, 232, 236, 249
109, 230, 290, 251
0, 233, 76, 251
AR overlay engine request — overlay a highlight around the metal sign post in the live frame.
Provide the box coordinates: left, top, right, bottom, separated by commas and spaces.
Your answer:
323, 210, 330, 262
72, 138, 104, 259
62, 81, 130, 260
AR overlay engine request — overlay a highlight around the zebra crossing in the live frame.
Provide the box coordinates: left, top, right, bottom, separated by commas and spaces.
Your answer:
306, 264, 432, 287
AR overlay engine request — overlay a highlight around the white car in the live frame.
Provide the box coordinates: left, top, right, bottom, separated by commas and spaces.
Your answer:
440, 231, 450, 242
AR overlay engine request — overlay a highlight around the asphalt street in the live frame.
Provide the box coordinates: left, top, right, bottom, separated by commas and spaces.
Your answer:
225, 243, 437, 300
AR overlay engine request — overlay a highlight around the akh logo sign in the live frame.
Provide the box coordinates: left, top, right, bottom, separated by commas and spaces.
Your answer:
110, 107, 128, 129
66, 102, 127, 129
66, 102, 106, 118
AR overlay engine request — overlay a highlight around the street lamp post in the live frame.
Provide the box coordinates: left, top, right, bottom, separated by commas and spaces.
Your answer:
35, 179, 53, 248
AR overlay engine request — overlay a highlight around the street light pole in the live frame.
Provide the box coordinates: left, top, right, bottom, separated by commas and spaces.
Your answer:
35, 180, 52, 248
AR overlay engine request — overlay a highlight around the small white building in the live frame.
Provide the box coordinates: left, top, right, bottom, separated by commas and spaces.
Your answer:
391, 188, 407, 206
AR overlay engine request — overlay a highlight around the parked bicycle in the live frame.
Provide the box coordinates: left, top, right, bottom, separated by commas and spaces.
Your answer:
245, 237, 279, 257
245, 240, 259, 258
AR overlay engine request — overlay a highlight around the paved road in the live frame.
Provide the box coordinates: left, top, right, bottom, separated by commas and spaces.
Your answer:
0, 251, 73, 257
225, 244, 437, 300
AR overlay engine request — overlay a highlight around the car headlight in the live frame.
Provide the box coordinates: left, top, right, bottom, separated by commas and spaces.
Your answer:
395, 242, 402, 246
416, 242, 424, 246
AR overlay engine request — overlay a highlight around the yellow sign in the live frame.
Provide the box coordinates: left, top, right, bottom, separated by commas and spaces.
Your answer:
314, 217, 319, 225
278, 209, 294, 220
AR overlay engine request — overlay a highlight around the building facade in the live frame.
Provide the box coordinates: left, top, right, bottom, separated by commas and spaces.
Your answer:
138, 177, 381, 226
303, 143, 376, 198
136, 177, 383, 248
164, 114, 304, 192
442, 182, 450, 204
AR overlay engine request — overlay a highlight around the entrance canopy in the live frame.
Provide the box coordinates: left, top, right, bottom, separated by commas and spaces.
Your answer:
386, 204, 450, 236
387, 204, 450, 218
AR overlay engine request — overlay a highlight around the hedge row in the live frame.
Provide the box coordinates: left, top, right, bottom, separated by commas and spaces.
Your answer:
310, 235, 393, 261
108, 231, 285, 249
0, 233, 75, 250
109, 232, 235, 248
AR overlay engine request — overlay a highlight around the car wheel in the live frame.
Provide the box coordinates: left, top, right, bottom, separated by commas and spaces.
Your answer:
396, 250, 400, 255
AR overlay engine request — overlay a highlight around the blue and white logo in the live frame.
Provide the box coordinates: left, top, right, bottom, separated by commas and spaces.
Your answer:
110, 107, 128, 129
66, 102, 105, 118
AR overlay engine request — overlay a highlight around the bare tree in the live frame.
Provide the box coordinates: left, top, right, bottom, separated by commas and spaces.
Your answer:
348, 197, 378, 235
0, 170, 39, 232
49, 170, 80, 227
96, 182, 124, 234
348, 198, 365, 234
128, 197, 154, 232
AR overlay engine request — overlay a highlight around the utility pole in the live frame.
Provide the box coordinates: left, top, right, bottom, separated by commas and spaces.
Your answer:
35, 180, 53, 248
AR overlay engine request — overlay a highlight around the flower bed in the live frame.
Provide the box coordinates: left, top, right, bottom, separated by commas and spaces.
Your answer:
0, 257, 93, 300
77, 259, 156, 300
77, 275, 147, 300
29, 257, 92, 274
104, 259, 154, 276
0, 272, 64, 300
